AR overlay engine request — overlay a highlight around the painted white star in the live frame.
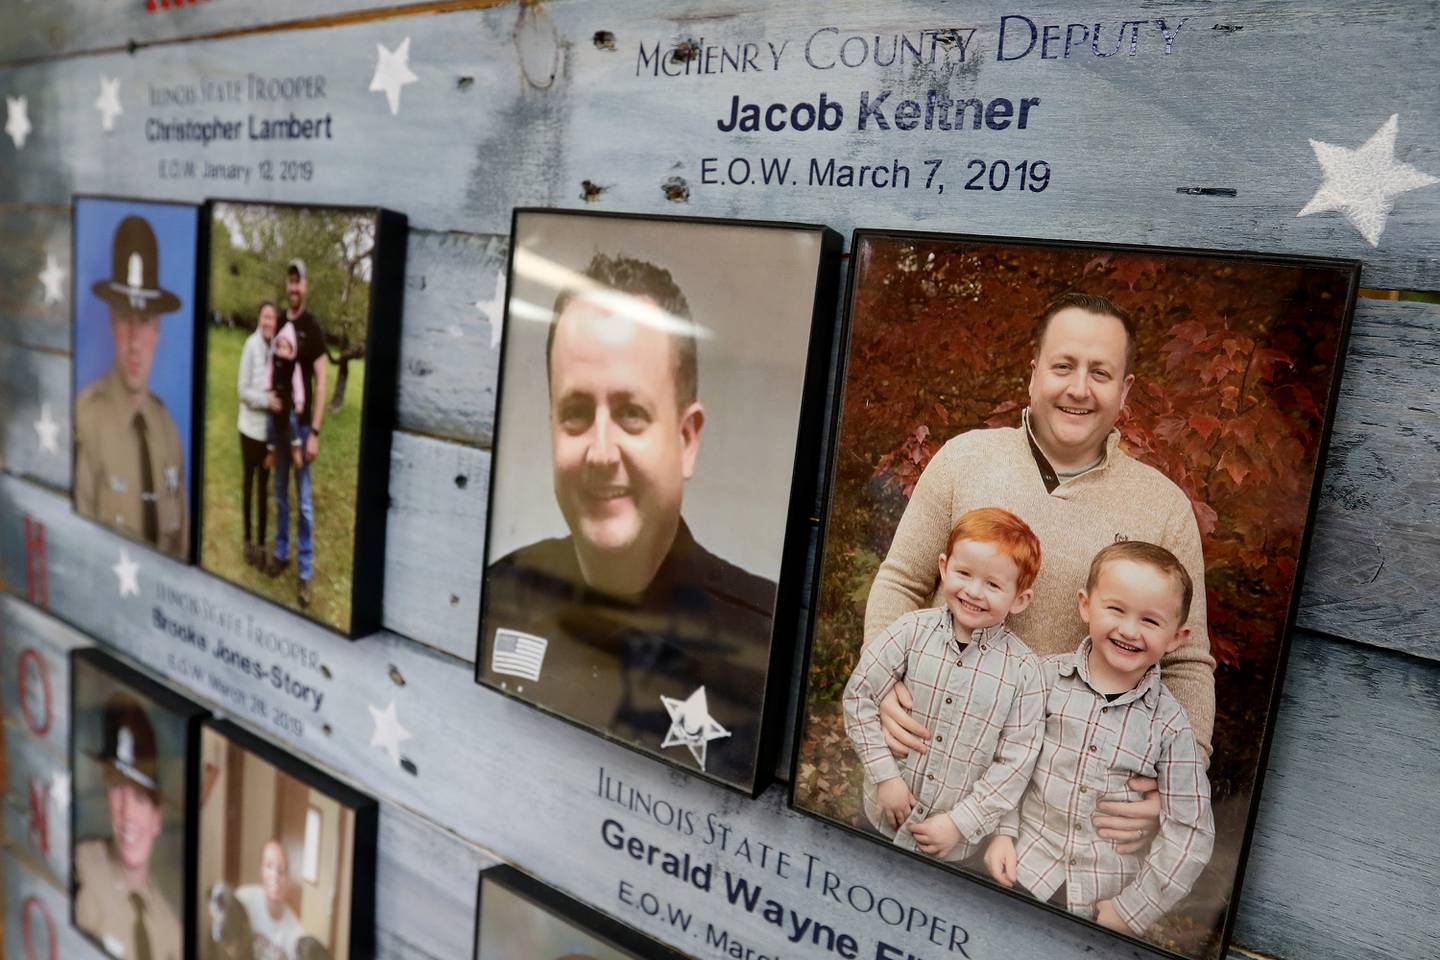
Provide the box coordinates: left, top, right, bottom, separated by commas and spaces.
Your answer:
49, 771, 71, 815
369, 37, 417, 115
476, 273, 506, 350
33, 404, 58, 454
38, 253, 64, 304
112, 547, 140, 598
1298, 114, 1438, 246
660, 686, 730, 770
95, 76, 122, 132
5, 95, 31, 149
368, 700, 412, 766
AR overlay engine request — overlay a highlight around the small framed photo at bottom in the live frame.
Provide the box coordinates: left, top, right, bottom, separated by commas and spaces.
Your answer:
70, 648, 209, 960
195, 720, 377, 960
474, 865, 686, 959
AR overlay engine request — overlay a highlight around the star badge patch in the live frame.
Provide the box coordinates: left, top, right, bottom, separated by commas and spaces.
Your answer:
660, 686, 730, 771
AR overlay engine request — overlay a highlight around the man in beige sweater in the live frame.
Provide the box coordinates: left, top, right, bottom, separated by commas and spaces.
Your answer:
865, 292, 1216, 849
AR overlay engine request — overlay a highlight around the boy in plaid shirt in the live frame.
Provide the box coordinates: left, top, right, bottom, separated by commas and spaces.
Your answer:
985, 540, 1214, 935
844, 508, 1046, 863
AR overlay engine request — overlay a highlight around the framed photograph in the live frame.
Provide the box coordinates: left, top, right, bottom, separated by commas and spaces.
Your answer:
70, 647, 209, 960
475, 209, 841, 795
474, 864, 686, 960
197, 200, 407, 637
195, 720, 377, 960
72, 195, 204, 562
790, 230, 1360, 960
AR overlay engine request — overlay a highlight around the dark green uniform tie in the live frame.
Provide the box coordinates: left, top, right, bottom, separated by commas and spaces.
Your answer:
132, 412, 159, 544
129, 891, 152, 960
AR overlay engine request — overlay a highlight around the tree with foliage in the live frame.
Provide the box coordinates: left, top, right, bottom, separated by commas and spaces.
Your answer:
209, 203, 374, 411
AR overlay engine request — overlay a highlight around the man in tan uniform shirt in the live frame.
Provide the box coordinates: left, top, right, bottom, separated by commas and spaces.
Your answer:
74, 694, 182, 960
74, 214, 189, 560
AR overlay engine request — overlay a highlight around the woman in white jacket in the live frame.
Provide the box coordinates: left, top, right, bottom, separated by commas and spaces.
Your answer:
237, 302, 277, 568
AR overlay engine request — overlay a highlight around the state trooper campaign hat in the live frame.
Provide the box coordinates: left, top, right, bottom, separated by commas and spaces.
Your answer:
91, 215, 182, 315
92, 692, 161, 795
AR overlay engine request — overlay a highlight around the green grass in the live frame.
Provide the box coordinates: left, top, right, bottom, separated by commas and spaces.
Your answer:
200, 325, 364, 633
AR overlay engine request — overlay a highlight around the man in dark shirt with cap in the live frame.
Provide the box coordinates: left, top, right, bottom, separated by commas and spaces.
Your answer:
74, 215, 189, 560
74, 693, 182, 960
481, 254, 776, 784
267, 258, 328, 610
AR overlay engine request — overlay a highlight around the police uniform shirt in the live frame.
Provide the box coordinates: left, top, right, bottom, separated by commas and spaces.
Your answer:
74, 368, 189, 559
74, 838, 182, 960
482, 521, 776, 783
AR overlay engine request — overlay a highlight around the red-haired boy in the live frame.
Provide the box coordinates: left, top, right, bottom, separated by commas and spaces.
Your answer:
844, 507, 1046, 863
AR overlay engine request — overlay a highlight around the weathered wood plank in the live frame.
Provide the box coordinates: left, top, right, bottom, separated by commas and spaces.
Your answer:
0, 206, 69, 352
3, 727, 71, 890
0, 0, 471, 65
0, 342, 69, 492
2, 482, 1439, 960
1235, 637, 1440, 960
2, 855, 100, 960
0, 595, 89, 757
1297, 299, 1440, 658
395, 229, 505, 445
382, 433, 489, 660
0, 1, 1436, 286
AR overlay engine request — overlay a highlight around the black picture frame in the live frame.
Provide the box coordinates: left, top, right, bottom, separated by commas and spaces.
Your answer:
474, 207, 841, 796
69, 194, 207, 565
788, 228, 1362, 960
474, 864, 688, 960
70, 646, 210, 960
195, 719, 378, 960
194, 199, 408, 638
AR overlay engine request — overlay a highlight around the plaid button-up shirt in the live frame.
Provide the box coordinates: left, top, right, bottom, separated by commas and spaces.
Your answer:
844, 606, 1045, 862
999, 639, 1215, 933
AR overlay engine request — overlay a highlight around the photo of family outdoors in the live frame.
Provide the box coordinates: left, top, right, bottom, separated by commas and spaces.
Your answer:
199, 201, 403, 636
792, 232, 1359, 960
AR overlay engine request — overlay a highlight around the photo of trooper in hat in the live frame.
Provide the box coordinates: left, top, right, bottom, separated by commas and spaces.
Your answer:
71, 649, 206, 960
72, 197, 201, 561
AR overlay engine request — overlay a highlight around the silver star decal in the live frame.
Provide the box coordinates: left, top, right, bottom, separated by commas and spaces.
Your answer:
95, 76, 122, 132
33, 404, 59, 454
112, 547, 140, 598
368, 699, 412, 766
5, 95, 31, 149
38, 253, 64, 304
369, 37, 418, 115
660, 686, 730, 770
1298, 114, 1438, 246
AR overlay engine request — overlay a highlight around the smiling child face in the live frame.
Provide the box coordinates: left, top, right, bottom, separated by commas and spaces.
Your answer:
937, 538, 1033, 634
1079, 557, 1190, 685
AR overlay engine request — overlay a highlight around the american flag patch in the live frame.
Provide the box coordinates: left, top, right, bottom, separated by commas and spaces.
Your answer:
491, 629, 548, 682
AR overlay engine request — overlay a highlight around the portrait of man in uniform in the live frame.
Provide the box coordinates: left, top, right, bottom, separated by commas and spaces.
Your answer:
71, 649, 206, 960
72, 198, 200, 561
478, 212, 838, 792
